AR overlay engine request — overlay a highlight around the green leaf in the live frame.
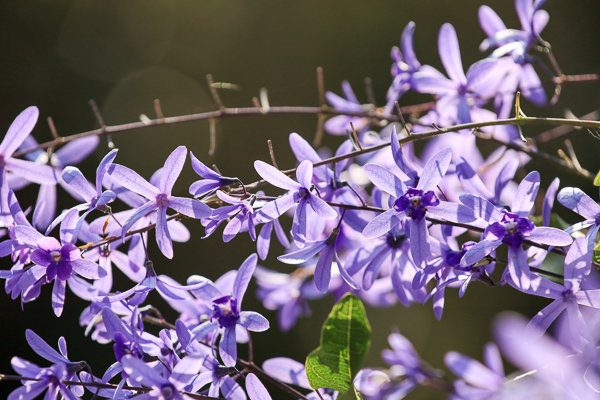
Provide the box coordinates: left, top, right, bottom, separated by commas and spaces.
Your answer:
594, 169, 600, 186
305, 293, 371, 394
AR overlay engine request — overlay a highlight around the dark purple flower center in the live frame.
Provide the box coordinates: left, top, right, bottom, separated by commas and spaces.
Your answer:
212, 295, 239, 328
393, 188, 439, 221
113, 332, 141, 362
156, 193, 169, 207
298, 187, 309, 198
562, 289, 575, 301
484, 211, 534, 248
386, 232, 407, 249
445, 241, 478, 270
595, 214, 600, 226
161, 384, 176, 399
50, 251, 62, 262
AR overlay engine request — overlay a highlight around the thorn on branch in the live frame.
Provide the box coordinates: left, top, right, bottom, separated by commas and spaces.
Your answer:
208, 118, 217, 156
431, 123, 443, 132
89, 99, 114, 148
316, 67, 326, 108
47, 117, 60, 139
268, 139, 279, 169
259, 88, 270, 113
154, 99, 165, 122
349, 122, 363, 151
365, 77, 376, 106
206, 74, 226, 111
395, 101, 412, 137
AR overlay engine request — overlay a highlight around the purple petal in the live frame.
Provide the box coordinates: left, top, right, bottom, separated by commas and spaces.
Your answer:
239, 311, 270, 332
121, 201, 158, 239
259, 192, 299, 219
122, 355, 168, 387
52, 278, 66, 317
401, 21, 421, 70
220, 327, 237, 367
466, 59, 497, 90
410, 218, 429, 268
411, 74, 457, 95
525, 299, 567, 340
520, 63, 547, 106
527, 227, 572, 247
189, 179, 221, 197
25, 329, 69, 364
456, 158, 493, 200
296, 160, 313, 189
72, 259, 107, 279
307, 193, 337, 220
95, 149, 119, 196
390, 126, 418, 181
557, 187, 600, 220
107, 164, 159, 199
483, 343, 504, 377
478, 5, 506, 38
314, 244, 335, 293
254, 160, 302, 191
168, 196, 212, 219
494, 159, 519, 203
246, 373, 272, 400
363, 247, 392, 291
516, 0, 534, 32
8, 380, 48, 400
0, 106, 39, 156
459, 194, 503, 222
362, 209, 401, 239
262, 358, 310, 388
336, 253, 359, 290
257, 222, 273, 260
428, 201, 476, 223
574, 289, 600, 308
155, 206, 173, 259
438, 23, 466, 85
511, 171, 540, 218
277, 240, 328, 264
5, 158, 57, 185
14, 225, 45, 247
507, 246, 531, 290
564, 237, 590, 291
444, 351, 502, 389
159, 146, 187, 195
289, 133, 329, 180
233, 253, 257, 309
417, 148, 452, 192
54, 136, 99, 167
190, 151, 221, 180
461, 239, 502, 267
543, 178, 560, 227
364, 163, 406, 198
291, 200, 308, 248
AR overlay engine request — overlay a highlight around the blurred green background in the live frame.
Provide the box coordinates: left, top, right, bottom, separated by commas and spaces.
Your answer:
1, 1, 600, 398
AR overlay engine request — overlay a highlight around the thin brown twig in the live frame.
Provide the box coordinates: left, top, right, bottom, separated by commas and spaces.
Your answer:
206, 74, 226, 111
267, 139, 278, 169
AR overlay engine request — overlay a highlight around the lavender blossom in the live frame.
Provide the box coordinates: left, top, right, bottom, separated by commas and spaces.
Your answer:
363, 147, 476, 268
189, 151, 240, 197
107, 146, 212, 259
557, 186, 600, 260
460, 171, 572, 289
255, 160, 337, 247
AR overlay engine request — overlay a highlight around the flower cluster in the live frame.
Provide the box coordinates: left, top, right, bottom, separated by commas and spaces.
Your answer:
2, 0, 600, 399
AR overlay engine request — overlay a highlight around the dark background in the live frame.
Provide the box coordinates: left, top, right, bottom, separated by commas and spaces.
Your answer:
1, 1, 600, 399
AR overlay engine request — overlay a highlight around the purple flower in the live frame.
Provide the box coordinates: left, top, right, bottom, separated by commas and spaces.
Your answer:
255, 160, 337, 248
460, 171, 572, 289
516, 237, 600, 354
8, 358, 79, 400
13, 210, 107, 316
0, 107, 57, 227
45, 149, 118, 238
445, 343, 505, 399
363, 147, 476, 268
254, 265, 324, 332
202, 191, 258, 242
557, 186, 600, 261
278, 228, 359, 293
186, 254, 269, 367
107, 146, 212, 259
246, 373, 272, 400
478, 0, 549, 105
121, 354, 205, 400
411, 24, 497, 124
